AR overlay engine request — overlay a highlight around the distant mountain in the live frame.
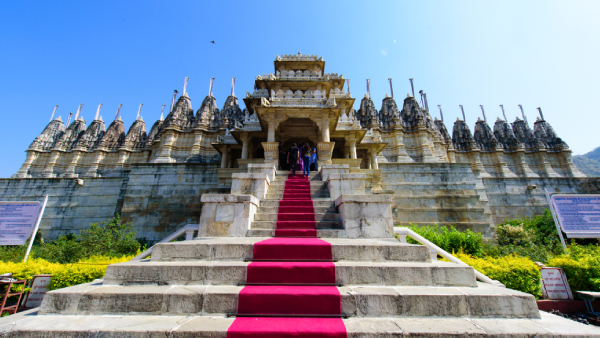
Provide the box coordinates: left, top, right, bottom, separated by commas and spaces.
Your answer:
573, 146, 600, 177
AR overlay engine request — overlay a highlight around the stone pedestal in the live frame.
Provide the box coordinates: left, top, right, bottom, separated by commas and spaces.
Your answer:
198, 194, 259, 237
317, 142, 335, 165
327, 173, 366, 200
331, 159, 362, 169
320, 164, 349, 182
262, 142, 279, 165
248, 164, 277, 182
237, 159, 265, 169
230, 173, 270, 199
335, 194, 394, 239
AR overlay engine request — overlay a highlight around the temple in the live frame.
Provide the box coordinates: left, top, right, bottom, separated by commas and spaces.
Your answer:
4, 52, 596, 240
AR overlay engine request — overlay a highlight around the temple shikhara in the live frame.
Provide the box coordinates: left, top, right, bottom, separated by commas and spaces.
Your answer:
4, 52, 593, 240
2, 52, 599, 337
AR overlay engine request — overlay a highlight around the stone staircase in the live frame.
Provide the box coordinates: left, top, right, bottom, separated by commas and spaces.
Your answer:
248, 171, 346, 238
0, 171, 598, 336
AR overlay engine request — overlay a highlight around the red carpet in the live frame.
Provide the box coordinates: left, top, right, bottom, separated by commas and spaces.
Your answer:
228, 174, 346, 338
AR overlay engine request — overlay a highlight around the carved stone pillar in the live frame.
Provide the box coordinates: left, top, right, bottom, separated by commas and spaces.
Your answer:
219, 145, 230, 169
515, 148, 537, 177
262, 142, 279, 165
12, 151, 38, 178
85, 151, 105, 177
343, 146, 350, 159
267, 120, 276, 142
393, 127, 412, 163
321, 116, 330, 142
152, 130, 176, 163
446, 145, 456, 163
345, 135, 357, 160
317, 142, 335, 165
41, 151, 61, 178
63, 151, 82, 178
470, 149, 485, 173
370, 150, 379, 170
241, 133, 250, 160
189, 131, 203, 157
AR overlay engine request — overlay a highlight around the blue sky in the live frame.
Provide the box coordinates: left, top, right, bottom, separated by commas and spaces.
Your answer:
1, 1, 599, 178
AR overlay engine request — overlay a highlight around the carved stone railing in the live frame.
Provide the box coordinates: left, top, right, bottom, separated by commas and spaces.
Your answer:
256, 73, 343, 81
277, 54, 322, 61
268, 98, 330, 108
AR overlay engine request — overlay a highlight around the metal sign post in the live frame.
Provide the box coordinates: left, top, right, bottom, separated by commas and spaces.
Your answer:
544, 188, 568, 250
23, 195, 48, 262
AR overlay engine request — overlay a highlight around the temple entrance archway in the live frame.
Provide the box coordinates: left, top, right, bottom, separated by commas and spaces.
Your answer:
278, 118, 320, 150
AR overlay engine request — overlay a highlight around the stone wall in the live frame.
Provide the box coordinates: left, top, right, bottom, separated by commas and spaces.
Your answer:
0, 177, 124, 239
118, 163, 219, 242
0, 163, 220, 242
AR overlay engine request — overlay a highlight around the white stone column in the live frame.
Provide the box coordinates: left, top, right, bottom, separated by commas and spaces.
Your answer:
349, 139, 357, 159
321, 119, 330, 142
220, 146, 229, 169
241, 133, 250, 160
267, 120, 276, 142
371, 150, 379, 170
343, 146, 350, 159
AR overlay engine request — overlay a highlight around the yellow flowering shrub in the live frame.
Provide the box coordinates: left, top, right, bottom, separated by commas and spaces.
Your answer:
548, 244, 600, 296
0, 254, 135, 291
444, 252, 542, 298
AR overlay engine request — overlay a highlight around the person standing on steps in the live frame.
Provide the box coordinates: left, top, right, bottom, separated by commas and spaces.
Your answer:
310, 145, 318, 171
287, 143, 299, 176
302, 142, 312, 177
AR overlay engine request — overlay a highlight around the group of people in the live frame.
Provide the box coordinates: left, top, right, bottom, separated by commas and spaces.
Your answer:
279, 142, 318, 176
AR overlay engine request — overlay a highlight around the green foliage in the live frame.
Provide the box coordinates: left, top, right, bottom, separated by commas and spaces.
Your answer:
407, 224, 483, 257
483, 210, 564, 264
547, 243, 600, 296
447, 252, 542, 298
0, 215, 141, 264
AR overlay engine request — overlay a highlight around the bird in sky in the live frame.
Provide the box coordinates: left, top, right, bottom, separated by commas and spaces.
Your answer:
210, 41, 215, 44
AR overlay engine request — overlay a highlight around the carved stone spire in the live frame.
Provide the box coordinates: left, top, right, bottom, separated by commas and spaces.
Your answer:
400, 95, 437, 133
493, 117, 521, 150
452, 118, 477, 150
123, 116, 147, 149
55, 117, 87, 150
97, 117, 126, 149
73, 117, 105, 150
221, 95, 243, 129
379, 95, 401, 130
195, 95, 219, 127
533, 117, 568, 150
512, 117, 544, 149
30, 118, 65, 150
473, 118, 500, 150
434, 119, 451, 145
356, 95, 379, 129
164, 94, 194, 130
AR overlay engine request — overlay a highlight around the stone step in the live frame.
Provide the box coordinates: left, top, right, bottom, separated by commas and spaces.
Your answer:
101, 260, 475, 287
267, 185, 327, 192
254, 213, 342, 222
4, 311, 599, 337
40, 283, 537, 319
250, 220, 344, 230
266, 192, 330, 199
256, 206, 337, 214
246, 229, 347, 238
259, 199, 335, 208
149, 238, 431, 263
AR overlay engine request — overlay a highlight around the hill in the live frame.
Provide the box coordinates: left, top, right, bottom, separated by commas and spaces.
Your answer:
573, 146, 600, 177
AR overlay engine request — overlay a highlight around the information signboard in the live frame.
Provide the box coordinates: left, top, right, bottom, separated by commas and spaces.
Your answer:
541, 268, 574, 300
22, 275, 52, 308
0, 202, 41, 245
551, 194, 600, 238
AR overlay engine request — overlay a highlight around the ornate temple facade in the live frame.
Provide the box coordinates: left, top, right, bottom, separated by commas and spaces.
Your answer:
3, 53, 598, 240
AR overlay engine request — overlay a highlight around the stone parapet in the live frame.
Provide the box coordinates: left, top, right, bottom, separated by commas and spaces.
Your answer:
247, 163, 277, 182
331, 158, 362, 169
327, 173, 366, 201
335, 194, 394, 239
320, 164, 350, 182
230, 173, 270, 199
198, 194, 259, 237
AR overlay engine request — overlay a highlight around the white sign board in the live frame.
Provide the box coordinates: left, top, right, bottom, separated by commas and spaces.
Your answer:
0, 202, 41, 245
541, 268, 574, 300
23, 275, 52, 308
551, 194, 600, 238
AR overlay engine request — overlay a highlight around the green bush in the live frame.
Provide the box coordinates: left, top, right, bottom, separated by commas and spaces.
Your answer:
407, 224, 483, 257
449, 252, 542, 298
548, 243, 600, 296
0, 215, 141, 264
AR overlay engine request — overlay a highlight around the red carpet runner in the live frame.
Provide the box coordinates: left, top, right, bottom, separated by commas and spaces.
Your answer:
228, 174, 347, 338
